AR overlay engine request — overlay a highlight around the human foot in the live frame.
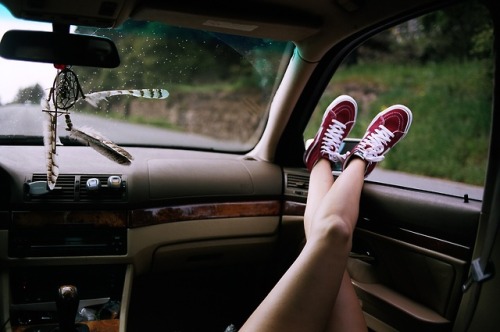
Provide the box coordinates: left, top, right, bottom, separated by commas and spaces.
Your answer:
343, 105, 412, 176
303, 95, 357, 171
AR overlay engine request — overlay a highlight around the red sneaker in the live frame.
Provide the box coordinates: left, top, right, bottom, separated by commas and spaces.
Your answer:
344, 105, 412, 177
303, 95, 357, 171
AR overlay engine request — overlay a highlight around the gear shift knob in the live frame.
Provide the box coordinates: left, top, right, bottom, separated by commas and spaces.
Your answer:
56, 285, 79, 332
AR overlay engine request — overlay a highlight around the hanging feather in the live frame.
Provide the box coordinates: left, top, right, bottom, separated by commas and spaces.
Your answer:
42, 98, 60, 190
40, 69, 168, 190
84, 88, 169, 107
65, 114, 133, 165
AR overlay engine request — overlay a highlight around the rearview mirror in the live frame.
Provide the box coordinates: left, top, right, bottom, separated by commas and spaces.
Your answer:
0, 30, 120, 68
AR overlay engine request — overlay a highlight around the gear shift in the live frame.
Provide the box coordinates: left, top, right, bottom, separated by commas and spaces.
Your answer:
56, 285, 79, 332
25, 285, 89, 332
56, 285, 89, 332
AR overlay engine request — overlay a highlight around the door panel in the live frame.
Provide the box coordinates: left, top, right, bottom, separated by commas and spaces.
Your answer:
349, 182, 481, 331
285, 168, 481, 331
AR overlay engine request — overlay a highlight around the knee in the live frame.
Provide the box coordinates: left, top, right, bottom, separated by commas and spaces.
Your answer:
313, 215, 353, 246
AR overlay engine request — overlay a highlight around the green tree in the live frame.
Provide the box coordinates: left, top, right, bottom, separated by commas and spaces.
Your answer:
12, 84, 44, 104
419, 0, 492, 61
350, 0, 492, 65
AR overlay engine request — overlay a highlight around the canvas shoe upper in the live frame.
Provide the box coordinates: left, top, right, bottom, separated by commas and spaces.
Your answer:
344, 105, 412, 177
303, 95, 357, 171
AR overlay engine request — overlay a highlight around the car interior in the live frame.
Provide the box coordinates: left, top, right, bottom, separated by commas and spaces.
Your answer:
0, 0, 499, 331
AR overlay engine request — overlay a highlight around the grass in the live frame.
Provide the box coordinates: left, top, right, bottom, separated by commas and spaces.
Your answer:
308, 60, 492, 186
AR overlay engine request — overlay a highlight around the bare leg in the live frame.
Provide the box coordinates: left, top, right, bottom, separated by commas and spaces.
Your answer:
239, 158, 366, 332
303, 159, 334, 237
305, 161, 367, 332
324, 271, 367, 332
242, 103, 413, 332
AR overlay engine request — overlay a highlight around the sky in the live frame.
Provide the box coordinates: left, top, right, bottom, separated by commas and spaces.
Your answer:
0, 5, 58, 104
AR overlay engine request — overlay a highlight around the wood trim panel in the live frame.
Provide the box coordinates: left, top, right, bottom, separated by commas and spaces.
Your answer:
283, 200, 305, 216
129, 200, 282, 227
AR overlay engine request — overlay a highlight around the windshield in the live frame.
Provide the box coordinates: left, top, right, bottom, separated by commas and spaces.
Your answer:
0, 4, 294, 152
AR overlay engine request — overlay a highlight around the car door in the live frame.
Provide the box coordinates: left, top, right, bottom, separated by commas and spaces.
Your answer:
282, 1, 496, 331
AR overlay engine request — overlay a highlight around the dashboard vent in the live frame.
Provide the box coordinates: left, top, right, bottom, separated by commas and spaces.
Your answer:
286, 173, 309, 190
26, 174, 126, 202
30, 174, 76, 201
285, 172, 309, 198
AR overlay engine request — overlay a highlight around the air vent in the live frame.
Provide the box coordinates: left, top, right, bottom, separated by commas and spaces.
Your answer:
285, 172, 309, 198
29, 174, 76, 201
286, 173, 309, 190
26, 174, 126, 202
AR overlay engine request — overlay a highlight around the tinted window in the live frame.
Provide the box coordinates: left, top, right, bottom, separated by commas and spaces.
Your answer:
305, 1, 491, 198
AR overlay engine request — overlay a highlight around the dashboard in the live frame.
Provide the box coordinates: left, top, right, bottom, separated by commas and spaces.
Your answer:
0, 145, 293, 331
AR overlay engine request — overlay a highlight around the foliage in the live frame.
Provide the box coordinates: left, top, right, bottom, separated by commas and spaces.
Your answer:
313, 60, 491, 186
305, 1, 493, 186
351, 0, 492, 64
74, 22, 278, 91
72, 21, 287, 116
12, 84, 44, 105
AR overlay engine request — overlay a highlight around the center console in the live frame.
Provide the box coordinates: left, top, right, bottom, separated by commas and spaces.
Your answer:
7, 264, 132, 332
4, 209, 132, 332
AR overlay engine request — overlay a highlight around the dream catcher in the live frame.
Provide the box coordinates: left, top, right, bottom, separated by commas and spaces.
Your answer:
42, 65, 169, 190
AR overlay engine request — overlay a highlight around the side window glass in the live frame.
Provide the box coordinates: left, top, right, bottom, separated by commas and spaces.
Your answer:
306, 1, 492, 198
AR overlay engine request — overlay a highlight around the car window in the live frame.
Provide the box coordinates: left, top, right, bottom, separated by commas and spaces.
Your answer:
305, 1, 491, 198
0, 5, 294, 152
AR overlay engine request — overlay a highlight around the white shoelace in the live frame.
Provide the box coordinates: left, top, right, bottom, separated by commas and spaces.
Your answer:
320, 119, 346, 162
356, 125, 395, 162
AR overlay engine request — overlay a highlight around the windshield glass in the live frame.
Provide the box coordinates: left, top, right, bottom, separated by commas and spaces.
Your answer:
0, 4, 293, 152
